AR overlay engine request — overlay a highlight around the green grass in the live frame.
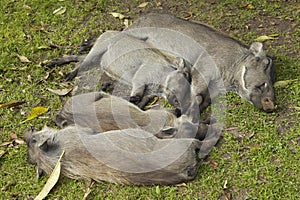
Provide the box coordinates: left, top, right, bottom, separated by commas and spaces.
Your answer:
0, 0, 299, 199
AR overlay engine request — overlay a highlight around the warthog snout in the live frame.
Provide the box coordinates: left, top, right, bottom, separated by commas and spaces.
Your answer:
261, 97, 275, 112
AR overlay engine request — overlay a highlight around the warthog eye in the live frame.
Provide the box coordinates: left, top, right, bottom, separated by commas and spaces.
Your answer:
31, 137, 37, 144
256, 82, 267, 92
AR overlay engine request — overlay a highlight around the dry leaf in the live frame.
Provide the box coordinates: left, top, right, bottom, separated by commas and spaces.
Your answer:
30, 24, 45, 31
109, 12, 125, 20
250, 145, 261, 152
274, 80, 289, 87
26, 76, 31, 84
268, 33, 279, 37
17, 54, 31, 63
0, 141, 13, 147
254, 34, 279, 42
208, 160, 219, 169
0, 66, 28, 72
1, 181, 16, 191
181, 11, 193, 19
37, 45, 50, 50
34, 151, 65, 200
49, 40, 63, 49
240, 3, 254, 9
155, 186, 161, 195
8, 133, 25, 145
138, 2, 149, 8
53, 7, 66, 15
9, 133, 18, 140
82, 181, 94, 200
246, 3, 254, 9
124, 19, 130, 28
223, 180, 228, 189
47, 88, 72, 96
224, 190, 232, 200
0, 150, 5, 158
21, 106, 49, 124
144, 96, 159, 109
59, 81, 73, 87
274, 79, 297, 88
23, 5, 31, 9
43, 72, 50, 81
14, 138, 25, 145
175, 183, 187, 187
0, 100, 25, 109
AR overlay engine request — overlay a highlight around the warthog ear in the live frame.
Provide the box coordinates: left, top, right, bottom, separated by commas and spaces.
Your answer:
155, 127, 177, 139
37, 127, 56, 151
173, 57, 186, 70
250, 42, 265, 58
38, 136, 50, 151
24, 126, 35, 144
173, 57, 191, 81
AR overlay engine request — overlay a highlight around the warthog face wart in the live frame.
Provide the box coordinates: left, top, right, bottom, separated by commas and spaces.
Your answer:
238, 42, 275, 112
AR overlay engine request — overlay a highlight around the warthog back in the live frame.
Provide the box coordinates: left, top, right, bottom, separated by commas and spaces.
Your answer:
126, 13, 275, 112
55, 92, 208, 140
24, 126, 202, 185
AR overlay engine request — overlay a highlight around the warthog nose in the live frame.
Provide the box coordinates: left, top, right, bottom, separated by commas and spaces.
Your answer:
261, 97, 275, 112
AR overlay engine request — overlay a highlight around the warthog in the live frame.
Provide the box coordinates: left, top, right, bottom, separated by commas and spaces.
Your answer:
48, 30, 206, 113
65, 31, 196, 110
48, 13, 275, 113
163, 64, 209, 122
55, 92, 210, 140
129, 56, 190, 107
125, 13, 275, 112
24, 126, 204, 185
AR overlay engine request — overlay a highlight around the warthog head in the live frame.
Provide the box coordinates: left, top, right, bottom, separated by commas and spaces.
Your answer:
24, 126, 57, 165
164, 65, 191, 109
237, 42, 275, 112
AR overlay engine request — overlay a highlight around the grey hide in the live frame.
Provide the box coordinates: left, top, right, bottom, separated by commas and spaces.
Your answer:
55, 92, 214, 140
125, 13, 275, 112
70, 30, 198, 111
24, 126, 205, 185
49, 13, 275, 112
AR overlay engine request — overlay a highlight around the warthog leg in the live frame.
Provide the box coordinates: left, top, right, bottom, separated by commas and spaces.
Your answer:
47, 54, 86, 68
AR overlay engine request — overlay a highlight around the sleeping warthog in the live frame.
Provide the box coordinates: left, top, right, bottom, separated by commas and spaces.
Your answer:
48, 30, 206, 113
69, 31, 196, 110
48, 13, 275, 113
163, 63, 209, 122
126, 13, 276, 112
24, 126, 203, 185
55, 92, 209, 140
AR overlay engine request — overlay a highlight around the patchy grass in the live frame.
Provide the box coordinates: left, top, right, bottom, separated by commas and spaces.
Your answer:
0, 0, 299, 199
